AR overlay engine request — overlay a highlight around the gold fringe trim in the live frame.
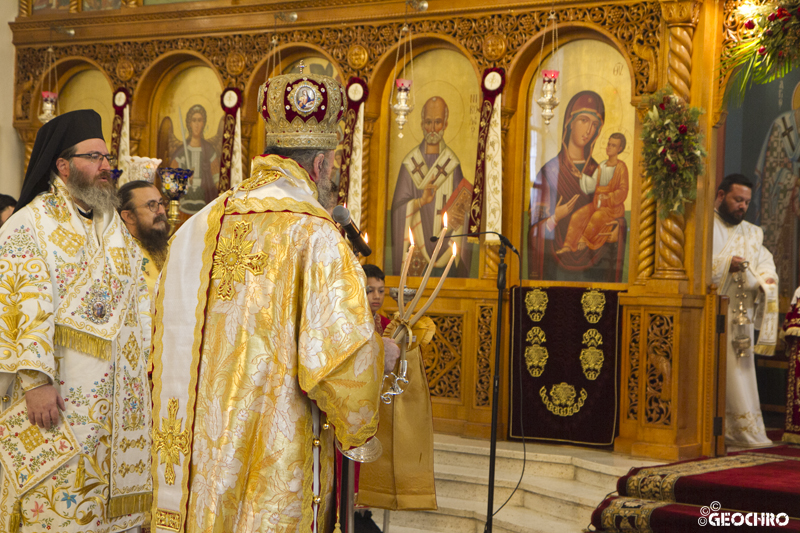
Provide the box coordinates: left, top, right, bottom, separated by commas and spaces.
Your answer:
9, 498, 21, 532
754, 343, 776, 356
785, 327, 800, 337
108, 492, 152, 518
783, 433, 800, 444
54, 325, 112, 361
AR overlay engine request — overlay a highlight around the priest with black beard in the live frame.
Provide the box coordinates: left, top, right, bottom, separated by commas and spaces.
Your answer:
118, 180, 170, 300
711, 173, 779, 448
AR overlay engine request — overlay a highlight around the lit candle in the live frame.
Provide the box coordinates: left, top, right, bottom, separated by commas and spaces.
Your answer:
404, 211, 448, 320
411, 242, 457, 324
364, 232, 369, 244
397, 228, 414, 317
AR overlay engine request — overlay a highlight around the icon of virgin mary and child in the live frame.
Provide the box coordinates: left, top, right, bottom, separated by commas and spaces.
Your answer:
528, 91, 629, 282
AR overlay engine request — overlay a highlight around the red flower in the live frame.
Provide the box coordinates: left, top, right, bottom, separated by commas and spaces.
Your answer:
778, 51, 785, 58
744, 19, 756, 29
678, 124, 688, 135
768, 12, 777, 21
777, 7, 790, 19
670, 164, 678, 172
659, 103, 666, 110
758, 46, 767, 55
765, 29, 774, 36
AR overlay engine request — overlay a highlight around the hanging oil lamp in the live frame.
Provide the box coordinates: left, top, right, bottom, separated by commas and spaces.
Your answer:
537, 70, 560, 126
38, 47, 58, 124
536, 11, 561, 126
392, 77, 414, 138
389, 1, 428, 138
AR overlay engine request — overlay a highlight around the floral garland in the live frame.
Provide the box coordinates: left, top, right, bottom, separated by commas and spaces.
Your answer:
722, 0, 800, 102
641, 86, 707, 218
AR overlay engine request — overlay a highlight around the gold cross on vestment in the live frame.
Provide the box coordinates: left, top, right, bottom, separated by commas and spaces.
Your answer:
153, 398, 190, 486
212, 220, 268, 301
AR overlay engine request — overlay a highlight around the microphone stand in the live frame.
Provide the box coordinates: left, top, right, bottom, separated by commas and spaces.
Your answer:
431, 231, 516, 533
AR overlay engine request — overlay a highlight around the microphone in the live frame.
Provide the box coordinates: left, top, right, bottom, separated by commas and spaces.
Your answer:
431, 231, 520, 256
332, 205, 372, 257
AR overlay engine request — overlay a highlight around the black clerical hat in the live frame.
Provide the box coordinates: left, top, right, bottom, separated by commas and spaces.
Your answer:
16, 109, 105, 212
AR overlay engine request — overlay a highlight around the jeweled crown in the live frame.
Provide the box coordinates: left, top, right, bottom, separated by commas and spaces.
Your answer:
258, 62, 347, 151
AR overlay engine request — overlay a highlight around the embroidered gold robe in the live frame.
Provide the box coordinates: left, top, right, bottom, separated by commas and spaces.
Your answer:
0, 178, 152, 532
712, 212, 778, 447
151, 155, 384, 533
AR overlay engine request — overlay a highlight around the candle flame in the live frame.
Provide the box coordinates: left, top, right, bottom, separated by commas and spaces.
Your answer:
443, 211, 448, 229
364, 232, 369, 244
452, 241, 457, 256
408, 228, 415, 247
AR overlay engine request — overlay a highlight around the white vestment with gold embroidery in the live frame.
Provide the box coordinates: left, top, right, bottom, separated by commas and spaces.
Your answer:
151, 155, 383, 533
712, 212, 778, 447
0, 178, 152, 532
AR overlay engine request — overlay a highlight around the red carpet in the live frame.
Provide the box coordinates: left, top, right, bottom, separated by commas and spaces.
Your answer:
590, 446, 800, 532
592, 496, 800, 532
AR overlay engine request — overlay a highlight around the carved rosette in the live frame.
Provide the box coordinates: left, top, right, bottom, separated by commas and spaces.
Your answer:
636, 175, 657, 282
475, 305, 494, 407
627, 312, 641, 420
645, 314, 673, 425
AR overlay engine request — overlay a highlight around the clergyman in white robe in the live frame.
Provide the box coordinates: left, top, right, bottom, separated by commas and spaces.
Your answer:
712, 211, 778, 447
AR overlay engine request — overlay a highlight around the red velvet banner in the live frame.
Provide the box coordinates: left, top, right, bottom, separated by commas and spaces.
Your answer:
509, 286, 619, 445
219, 87, 242, 193
110, 87, 130, 166
468, 68, 505, 236
338, 77, 368, 206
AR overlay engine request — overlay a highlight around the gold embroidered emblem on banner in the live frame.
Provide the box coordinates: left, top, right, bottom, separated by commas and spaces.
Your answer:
580, 329, 604, 381
581, 289, 606, 324
155, 509, 182, 532
525, 289, 548, 321
211, 220, 268, 301
524, 327, 548, 377
539, 382, 587, 417
152, 398, 190, 485
49, 226, 84, 256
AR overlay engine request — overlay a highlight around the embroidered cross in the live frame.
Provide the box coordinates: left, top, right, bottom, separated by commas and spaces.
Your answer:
410, 157, 426, 181
434, 158, 452, 180
211, 220, 268, 301
152, 398, 190, 486
780, 116, 796, 152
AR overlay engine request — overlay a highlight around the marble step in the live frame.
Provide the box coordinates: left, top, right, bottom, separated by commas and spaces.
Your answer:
372, 496, 588, 533
434, 462, 612, 523
433, 434, 650, 490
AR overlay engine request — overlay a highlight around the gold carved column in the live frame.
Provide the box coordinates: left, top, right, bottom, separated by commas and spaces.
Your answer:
617, 0, 721, 461
18, 0, 32, 17
650, 0, 701, 283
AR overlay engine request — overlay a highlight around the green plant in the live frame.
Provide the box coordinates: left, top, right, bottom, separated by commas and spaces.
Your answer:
641, 86, 706, 218
722, 0, 800, 103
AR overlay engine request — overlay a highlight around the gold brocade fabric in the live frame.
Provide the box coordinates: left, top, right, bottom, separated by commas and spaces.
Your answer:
151, 154, 384, 533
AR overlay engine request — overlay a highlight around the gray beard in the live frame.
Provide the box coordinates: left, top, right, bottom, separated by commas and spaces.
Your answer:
63, 165, 120, 214
425, 130, 444, 145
